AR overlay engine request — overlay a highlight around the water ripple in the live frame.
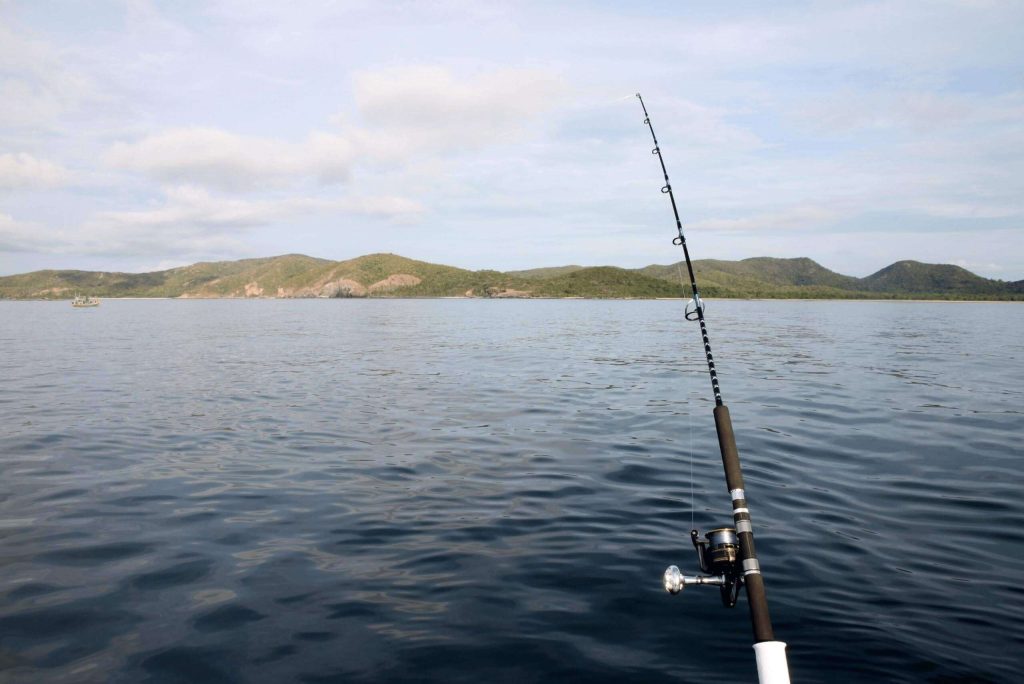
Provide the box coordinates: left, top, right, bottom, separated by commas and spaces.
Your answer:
1, 299, 1021, 683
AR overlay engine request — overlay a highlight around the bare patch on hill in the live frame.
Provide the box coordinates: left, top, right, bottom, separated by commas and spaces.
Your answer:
487, 287, 532, 298
369, 274, 422, 292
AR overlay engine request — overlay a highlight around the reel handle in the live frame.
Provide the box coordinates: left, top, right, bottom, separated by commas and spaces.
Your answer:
662, 566, 727, 595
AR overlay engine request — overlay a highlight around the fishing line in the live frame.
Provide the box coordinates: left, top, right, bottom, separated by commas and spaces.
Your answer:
677, 261, 696, 532
689, 390, 695, 532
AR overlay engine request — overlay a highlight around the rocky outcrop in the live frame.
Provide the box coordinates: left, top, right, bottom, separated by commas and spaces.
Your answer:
320, 279, 367, 298
278, 278, 368, 298
244, 281, 264, 297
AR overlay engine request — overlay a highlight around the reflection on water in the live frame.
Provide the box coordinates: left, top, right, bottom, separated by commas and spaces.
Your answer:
1, 299, 1022, 683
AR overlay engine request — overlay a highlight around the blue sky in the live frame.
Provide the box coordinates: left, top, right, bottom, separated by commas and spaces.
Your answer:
1, 0, 1022, 279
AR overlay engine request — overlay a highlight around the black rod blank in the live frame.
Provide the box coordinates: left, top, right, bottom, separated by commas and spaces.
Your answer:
636, 92, 723, 406
637, 93, 776, 644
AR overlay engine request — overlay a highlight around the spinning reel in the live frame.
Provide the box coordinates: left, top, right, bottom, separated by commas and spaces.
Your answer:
662, 527, 744, 607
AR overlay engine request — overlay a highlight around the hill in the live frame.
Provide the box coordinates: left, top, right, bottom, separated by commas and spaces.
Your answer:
640, 257, 863, 297
639, 256, 1021, 300
0, 254, 1020, 300
858, 260, 1007, 296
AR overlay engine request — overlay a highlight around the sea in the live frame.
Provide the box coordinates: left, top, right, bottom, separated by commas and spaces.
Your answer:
1, 299, 1021, 683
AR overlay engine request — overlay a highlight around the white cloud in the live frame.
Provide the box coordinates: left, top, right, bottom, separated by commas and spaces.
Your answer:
796, 89, 1024, 134
0, 212, 44, 252
0, 23, 92, 129
0, 153, 69, 189
1, 186, 423, 258
954, 259, 1003, 273
82, 186, 423, 255
94, 185, 421, 229
673, 20, 796, 65
689, 206, 840, 233
102, 65, 566, 191
350, 65, 566, 160
646, 97, 765, 156
105, 129, 355, 191
909, 199, 1023, 220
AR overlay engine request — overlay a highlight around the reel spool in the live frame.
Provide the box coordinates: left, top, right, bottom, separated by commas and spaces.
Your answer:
663, 527, 744, 607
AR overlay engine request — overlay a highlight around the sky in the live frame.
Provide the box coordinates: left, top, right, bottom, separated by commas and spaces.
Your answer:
1, 0, 1022, 279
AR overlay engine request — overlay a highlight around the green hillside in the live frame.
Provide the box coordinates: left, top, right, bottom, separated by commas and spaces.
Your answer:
0, 254, 335, 299
639, 256, 1021, 300
0, 253, 1020, 300
858, 260, 1007, 296
506, 265, 586, 279
531, 267, 683, 298
154, 254, 336, 297
641, 257, 860, 295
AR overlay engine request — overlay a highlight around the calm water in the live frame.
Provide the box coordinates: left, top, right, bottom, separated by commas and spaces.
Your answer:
1, 299, 1022, 683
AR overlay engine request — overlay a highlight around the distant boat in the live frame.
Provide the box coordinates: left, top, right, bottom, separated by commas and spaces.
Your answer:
72, 294, 100, 307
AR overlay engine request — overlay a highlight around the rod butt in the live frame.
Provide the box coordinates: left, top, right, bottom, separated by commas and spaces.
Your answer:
753, 641, 791, 684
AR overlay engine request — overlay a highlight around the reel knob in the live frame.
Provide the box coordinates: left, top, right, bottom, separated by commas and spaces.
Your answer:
663, 565, 685, 594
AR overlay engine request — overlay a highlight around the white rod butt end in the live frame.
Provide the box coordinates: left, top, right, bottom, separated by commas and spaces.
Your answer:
753, 641, 790, 684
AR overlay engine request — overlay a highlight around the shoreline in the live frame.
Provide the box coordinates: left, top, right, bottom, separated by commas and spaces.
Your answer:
2, 296, 1020, 303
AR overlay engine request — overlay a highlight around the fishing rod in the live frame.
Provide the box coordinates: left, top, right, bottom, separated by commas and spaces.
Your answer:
636, 93, 791, 684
